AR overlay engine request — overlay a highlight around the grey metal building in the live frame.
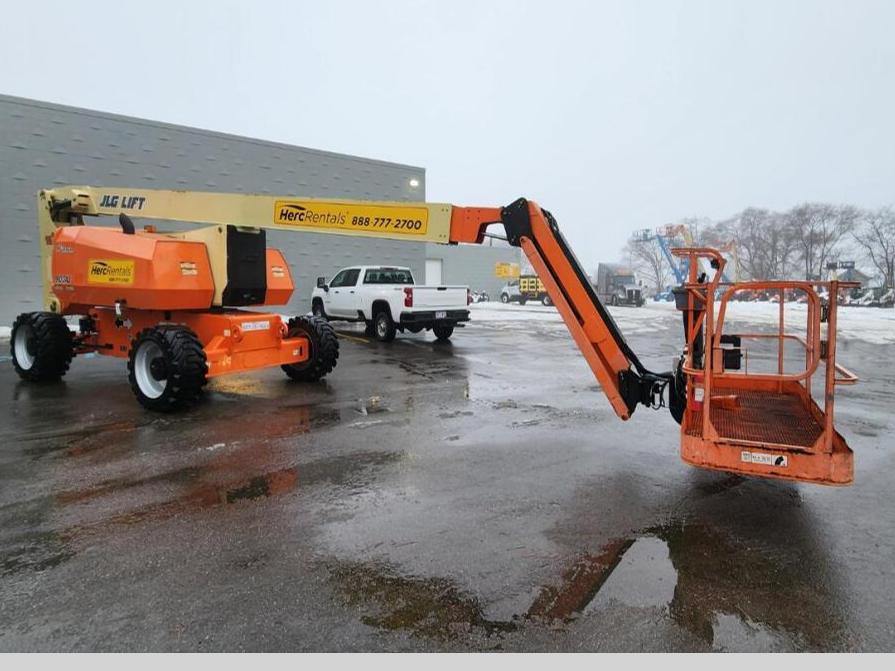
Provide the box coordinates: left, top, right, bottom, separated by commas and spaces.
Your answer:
0, 94, 519, 326
0, 95, 430, 325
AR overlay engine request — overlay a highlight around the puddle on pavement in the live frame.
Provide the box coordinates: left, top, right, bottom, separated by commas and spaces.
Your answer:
328, 518, 852, 651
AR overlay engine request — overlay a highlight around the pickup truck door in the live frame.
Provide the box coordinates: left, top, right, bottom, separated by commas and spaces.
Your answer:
327, 268, 361, 318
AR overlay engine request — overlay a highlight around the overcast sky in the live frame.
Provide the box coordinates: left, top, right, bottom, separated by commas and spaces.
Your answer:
2, 0, 893, 263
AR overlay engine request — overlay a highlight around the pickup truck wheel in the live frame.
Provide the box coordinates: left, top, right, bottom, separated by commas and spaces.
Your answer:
374, 310, 397, 342
282, 316, 339, 381
311, 299, 328, 320
500, 293, 510, 304
364, 320, 376, 337
433, 324, 454, 341
518, 298, 527, 306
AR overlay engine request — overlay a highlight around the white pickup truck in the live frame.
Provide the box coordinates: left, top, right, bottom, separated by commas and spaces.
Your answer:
311, 266, 471, 342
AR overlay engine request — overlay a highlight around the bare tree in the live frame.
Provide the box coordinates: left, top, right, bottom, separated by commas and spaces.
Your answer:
787, 203, 858, 280
710, 208, 796, 280
624, 238, 670, 291
852, 207, 895, 289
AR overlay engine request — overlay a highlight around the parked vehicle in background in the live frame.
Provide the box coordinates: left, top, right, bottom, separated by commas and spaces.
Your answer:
470, 290, 490, 303
595, 264, 644, 306
499, 275, 552, 306
311, 266, 470, 342
499, 279, 523, 304
520, 275, 552, 306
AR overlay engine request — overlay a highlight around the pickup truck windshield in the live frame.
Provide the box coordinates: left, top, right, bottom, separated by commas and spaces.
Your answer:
363, 269, 414, 285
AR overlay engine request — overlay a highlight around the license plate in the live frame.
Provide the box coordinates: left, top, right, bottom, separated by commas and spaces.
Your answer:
435, 311, 447, 319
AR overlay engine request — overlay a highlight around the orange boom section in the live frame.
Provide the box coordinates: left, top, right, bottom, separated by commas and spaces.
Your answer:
52, 227, 214, 313
450, 199, 671, 421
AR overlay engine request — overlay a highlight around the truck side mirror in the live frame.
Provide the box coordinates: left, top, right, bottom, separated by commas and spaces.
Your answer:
317, 276, 328, 291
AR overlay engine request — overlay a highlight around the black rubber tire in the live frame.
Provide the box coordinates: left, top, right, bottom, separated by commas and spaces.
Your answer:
373, 310, 397, 343
282, 315, 339, 381
668, 357, 686, 425
127, 326, 208, 412
433, 324, 454, 341
542, 295, 552, 307
10, 312, 74, 382
519, 298, 527, 306
500, 293, 509, 304
364, 320, 376, 337
311, 299, 328, 320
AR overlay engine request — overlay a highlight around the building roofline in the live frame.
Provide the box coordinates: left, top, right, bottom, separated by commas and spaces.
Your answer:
0, 93, 425, 174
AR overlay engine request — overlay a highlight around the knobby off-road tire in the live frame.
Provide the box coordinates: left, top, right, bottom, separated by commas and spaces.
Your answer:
128, 326, 208, 412
282, 315, 339, 381
11, 312, 74, 382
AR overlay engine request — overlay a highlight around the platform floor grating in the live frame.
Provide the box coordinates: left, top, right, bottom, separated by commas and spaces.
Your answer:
686, 388, 823, 448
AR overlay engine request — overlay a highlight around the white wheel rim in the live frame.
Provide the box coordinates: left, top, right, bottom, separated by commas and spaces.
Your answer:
377, 316, 387, 337
14, 324, 35, 370
134, 340, 167, 399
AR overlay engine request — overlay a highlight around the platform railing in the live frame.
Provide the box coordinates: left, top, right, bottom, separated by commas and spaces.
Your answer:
670, 247, 859, 454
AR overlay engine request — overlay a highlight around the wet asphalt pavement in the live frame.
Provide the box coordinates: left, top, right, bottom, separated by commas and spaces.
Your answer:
0, 310, 893, 652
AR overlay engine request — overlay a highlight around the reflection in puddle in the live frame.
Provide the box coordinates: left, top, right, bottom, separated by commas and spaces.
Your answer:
526, 538, 633, 621
584, 537, 677, 611
712, 613, 787, 651
329, 518, 852, 651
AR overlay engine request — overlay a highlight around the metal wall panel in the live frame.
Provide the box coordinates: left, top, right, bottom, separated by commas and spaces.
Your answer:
0, 95, 427, 324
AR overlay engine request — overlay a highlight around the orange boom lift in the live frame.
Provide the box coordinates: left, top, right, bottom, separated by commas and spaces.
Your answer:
12, 187, 857, 485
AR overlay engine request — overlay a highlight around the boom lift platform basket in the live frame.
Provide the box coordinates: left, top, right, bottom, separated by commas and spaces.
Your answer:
672, 248, 858, 485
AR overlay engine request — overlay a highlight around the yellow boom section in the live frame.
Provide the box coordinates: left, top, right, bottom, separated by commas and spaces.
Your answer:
38, 186, 456, 311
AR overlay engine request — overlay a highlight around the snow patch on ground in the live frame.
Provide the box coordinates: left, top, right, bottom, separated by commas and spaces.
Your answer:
470, 300, 895, 344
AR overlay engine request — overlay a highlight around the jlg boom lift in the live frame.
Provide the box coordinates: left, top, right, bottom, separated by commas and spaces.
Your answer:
11, 186, 858, 485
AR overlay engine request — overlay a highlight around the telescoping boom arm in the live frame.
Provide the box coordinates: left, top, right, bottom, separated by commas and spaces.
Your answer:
40, 186, 671, 420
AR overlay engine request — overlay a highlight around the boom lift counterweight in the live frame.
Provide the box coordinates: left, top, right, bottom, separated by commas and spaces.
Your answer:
12, 186, 858, 485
